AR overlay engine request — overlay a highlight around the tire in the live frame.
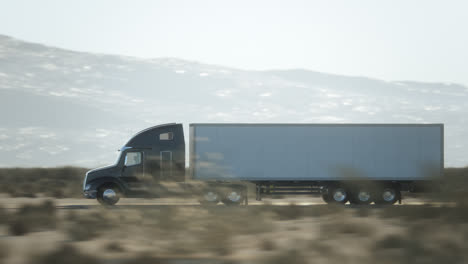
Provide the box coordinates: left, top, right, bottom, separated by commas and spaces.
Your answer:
327, 186, 349, 204
322, 193, 332, 204
97, 184, 121, 206
199, 190, 220, 205
222, 189, 244, 206
352, 189, 373, 205
375, 187, 400, 205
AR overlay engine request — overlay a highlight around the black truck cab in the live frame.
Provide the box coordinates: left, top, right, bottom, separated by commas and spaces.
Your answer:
83, 123, 185, 205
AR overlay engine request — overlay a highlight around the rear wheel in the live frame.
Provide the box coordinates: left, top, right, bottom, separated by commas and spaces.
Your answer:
327, 186, 349, 204
351, 189, 373, 205
222, 189, 244, 206
97, 184, 121, 206
375, 187, 400, 205
199, 190, 220, 205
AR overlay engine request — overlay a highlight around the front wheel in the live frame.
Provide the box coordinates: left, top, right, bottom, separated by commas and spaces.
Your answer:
97, 185, 121, 206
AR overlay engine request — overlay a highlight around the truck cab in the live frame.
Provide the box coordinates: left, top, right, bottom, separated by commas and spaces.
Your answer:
83, 123, 185, 205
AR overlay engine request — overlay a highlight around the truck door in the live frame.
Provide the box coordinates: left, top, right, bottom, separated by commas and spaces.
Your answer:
160, 151, 172, 180
121, 151, 145, 188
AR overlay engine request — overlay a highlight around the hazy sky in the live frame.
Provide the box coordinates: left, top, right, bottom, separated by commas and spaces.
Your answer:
1, 0, 467, 85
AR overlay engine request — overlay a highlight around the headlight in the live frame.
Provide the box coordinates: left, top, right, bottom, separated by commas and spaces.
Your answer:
84, 184, 91, 191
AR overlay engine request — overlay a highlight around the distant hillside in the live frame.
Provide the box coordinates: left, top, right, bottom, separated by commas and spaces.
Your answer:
0, 34, 467, 167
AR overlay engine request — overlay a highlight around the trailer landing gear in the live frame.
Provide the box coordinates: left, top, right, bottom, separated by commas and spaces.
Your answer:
256, 185, 262, 201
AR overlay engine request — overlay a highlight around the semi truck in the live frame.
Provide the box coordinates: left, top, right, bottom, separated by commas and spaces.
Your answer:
83, 123, 444, 206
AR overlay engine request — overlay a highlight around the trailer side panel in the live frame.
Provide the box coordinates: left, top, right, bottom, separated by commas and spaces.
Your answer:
190, 124, 443, 181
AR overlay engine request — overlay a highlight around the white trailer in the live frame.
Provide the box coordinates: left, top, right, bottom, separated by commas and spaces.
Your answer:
189, 123, 443, 205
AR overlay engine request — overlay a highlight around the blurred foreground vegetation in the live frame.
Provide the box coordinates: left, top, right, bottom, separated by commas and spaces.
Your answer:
1, 198, 468, 263
0, 167, 87, 198
0, 167, 468, 263
1, 166, 468, 200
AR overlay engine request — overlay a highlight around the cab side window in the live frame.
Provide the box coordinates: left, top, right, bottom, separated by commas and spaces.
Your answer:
125, 152, 142, 166
160, 132, 174, 141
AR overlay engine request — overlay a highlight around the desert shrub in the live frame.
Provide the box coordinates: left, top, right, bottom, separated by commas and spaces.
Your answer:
9, 200, 56, 236
66, 209, 115, 241
9, 218, 30, 236
378, 204, 468, 224
166, 239, 198, 255
378, 205, 442, 221
374, 234, 407, 249
0, 205, 8, 225
320, 218, 374, 239
372, 233, 464, 264
105, 241, 125, 252
0, 167, 88, 198
260, 239, 276, 251
253, 204, 304, 221
308, 240, 333, 255
137, 207, 188, 236
427, 167, 468, 204
35, 244, 101, 264
154, 207, 182, 230
200, 207, 274, 235
123, 254, 167, 264
265, 249, 307, 264
0, 243, 8, 263
198, 221, 233, 256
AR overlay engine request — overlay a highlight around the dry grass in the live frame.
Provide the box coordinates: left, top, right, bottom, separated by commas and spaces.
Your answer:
105, 241, 125, 252
319, 218, 375, 240
0, 167, 87, 198
260, 239, 276, 251
371, 233, 464, 264
35, 244, 101, 264
0, 205, 8, 225
8, 200, 56, 236
0, 200, 466, 264
265, 249, 307, 264
0, 243, 8, 264
65, 209, 116, 241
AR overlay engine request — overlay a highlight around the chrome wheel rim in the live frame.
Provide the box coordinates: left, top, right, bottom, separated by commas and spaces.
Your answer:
358, 191, 371, 202
382, 189, 396, 202
227, 191, 242, 202
333, 189, 347, 202
103, 189, 117, 202
204, 191, 218, 202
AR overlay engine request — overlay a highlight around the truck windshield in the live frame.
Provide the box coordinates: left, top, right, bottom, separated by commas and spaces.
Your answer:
114, 150, 124, 165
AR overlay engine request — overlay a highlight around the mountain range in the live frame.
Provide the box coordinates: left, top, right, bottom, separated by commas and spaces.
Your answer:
0, 34, 466, 167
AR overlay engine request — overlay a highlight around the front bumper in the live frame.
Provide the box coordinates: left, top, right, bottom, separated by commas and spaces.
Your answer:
83, 190, 97, 199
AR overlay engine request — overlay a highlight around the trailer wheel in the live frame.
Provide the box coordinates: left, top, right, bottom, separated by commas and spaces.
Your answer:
97, 184, 121, 206
375, 187, 400, 205
199, 190, 220, 205
352, 189, 373, 205
328, 187, 349, 204
222, 189, 244, 206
